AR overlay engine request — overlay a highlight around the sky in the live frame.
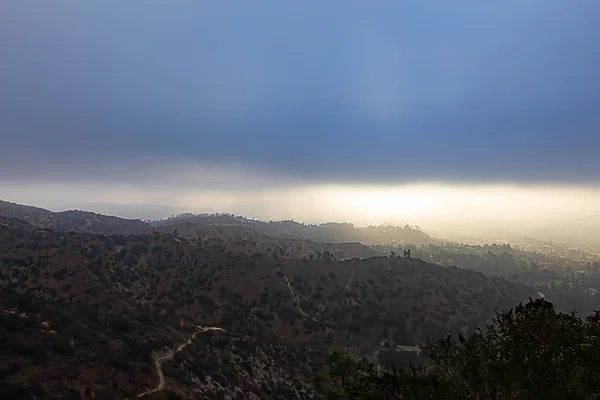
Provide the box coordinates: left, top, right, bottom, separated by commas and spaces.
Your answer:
1, 1, 600, 231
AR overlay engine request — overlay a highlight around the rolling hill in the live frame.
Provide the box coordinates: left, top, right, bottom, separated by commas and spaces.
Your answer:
154, 221, 381, 260
0, 221, 534, 399
152, 213, 439, 246
0, 200, 151, 235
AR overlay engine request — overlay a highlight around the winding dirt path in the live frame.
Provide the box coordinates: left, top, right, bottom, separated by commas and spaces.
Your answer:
135, 326, 225, 398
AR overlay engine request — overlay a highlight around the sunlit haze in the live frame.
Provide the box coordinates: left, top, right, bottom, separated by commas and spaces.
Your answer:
2, 1, 600, 241
2, 159, 600, 238
2, 2, 600, 397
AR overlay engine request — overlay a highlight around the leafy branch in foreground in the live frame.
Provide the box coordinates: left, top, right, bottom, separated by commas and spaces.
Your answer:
322, 298, 600, 400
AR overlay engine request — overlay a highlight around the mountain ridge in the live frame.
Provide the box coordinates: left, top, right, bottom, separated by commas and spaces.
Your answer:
0, 221, 535, 398
0, 199, 151, 235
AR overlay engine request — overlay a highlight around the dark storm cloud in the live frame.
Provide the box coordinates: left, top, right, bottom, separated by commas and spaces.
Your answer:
1, 1, 599, 185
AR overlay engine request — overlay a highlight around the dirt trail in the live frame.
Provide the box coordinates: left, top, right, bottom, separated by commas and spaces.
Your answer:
282, 274, 313, 320
135, 326, 225, 398
346, 268, 356, 291
275, 255, 317, 322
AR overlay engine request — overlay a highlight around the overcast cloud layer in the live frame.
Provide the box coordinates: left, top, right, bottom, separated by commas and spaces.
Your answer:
1, 1, 599, 185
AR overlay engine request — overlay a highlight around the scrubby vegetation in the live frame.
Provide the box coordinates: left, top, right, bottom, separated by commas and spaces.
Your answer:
1, 201, 599, 399
322, 298, 600, 399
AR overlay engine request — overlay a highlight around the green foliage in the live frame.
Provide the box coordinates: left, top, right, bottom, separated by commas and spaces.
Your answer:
322, 298, 600, 399
326, 350, 386, 399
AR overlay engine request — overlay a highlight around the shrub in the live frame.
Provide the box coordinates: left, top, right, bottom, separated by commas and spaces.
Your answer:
52, 268, 68, 280
110, 317, 132, 333
322, 298, 600, 400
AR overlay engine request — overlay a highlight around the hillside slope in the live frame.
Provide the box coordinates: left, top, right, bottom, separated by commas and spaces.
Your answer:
153, 214, 438, 246
155, 221, 381, 259
0, 200, 151, 234
0, 200, 434, 250
0, 225, 534, 398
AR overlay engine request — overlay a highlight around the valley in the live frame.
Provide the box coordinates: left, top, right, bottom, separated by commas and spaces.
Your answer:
0, 201, 596, 399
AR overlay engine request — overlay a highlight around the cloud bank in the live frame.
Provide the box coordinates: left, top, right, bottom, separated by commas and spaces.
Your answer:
1, 1, 599, 186
1, 1, 600, 234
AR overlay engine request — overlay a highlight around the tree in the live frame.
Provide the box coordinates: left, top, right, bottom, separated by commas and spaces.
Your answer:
322, 298, 600, 399
423, 298, 600, 399
326, 350, 389, 399
389, 251, 395, 258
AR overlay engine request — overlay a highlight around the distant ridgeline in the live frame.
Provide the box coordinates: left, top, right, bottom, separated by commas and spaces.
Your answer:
150, 211, 438, 246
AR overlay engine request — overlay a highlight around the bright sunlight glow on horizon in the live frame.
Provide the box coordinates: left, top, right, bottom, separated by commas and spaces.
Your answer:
3, 173, 600, 235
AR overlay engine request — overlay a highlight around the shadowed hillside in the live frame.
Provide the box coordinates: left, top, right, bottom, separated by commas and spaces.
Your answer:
0, 201, 437, 248
154, 221, 381, 260
0, 223, 535, 398
0, 200, 151, 235
153, 213, 438, 246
